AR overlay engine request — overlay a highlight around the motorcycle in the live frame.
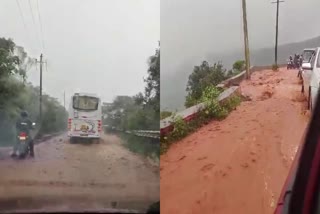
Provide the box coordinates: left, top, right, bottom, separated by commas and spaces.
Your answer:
287, 60, 294, 69
11, 122, 36, 159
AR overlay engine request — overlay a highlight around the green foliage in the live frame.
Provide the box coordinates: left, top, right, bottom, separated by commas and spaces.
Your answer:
204, 99, 228, 120
222, 95, 242, 112
161, 91, 243, 155
185, 60, 243, 108
0, 37, 67, 146
160, 111, 172, 120
104, 95, 158, 131
109, 131, 159, 161
185, 61, 228, 107
200, 86, 227, 119
224, 60, 246, 79
200, 86, 221, 102
233, 60, 246, 72
184, 94, 200, 108
141, 42, 160, 113
39, 95, 68, 135
168, 116, 189, 141
103, 43, 160, 132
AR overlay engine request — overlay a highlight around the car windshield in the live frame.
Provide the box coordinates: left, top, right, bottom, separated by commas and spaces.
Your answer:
317, 51, 320, 68
73, 96, 99, 111
303, 50, 314, 62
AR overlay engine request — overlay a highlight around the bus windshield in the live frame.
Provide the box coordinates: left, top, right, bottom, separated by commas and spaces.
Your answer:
73, 96, 99, 111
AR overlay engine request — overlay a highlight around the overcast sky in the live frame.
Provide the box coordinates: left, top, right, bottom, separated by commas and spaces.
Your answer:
0, 0, 159, 107
161, 0, 320, 77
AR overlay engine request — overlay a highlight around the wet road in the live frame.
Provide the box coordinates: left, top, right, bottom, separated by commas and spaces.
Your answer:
160, 68, 309, 214
0, 133, 159, 212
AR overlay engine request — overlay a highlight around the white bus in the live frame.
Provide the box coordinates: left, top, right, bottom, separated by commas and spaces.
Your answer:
68, 92, 102, 143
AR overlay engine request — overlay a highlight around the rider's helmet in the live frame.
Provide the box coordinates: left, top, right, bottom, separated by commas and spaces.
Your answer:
20, 111, 28, 118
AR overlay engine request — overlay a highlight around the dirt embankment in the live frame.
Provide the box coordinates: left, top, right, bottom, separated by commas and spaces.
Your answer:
160, 68, 309, 214
0, 133, 159, 212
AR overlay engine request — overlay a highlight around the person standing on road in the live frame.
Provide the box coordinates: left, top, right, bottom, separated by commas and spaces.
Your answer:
15, 111, 35, 157
299, 54, 303, 67
294, 54, 299, 68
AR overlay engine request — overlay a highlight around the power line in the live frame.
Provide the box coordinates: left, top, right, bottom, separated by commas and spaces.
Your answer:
28, 0, 41, 51
36, 0, 45, 52
28, 0, 36, 30
16, 0, 32, 46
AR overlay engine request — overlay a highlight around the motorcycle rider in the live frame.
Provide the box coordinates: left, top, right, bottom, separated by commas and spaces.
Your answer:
293, 54, 298, 68
299, 54, 303, 67
15, 111, 34, 157
287, 55, 293, 69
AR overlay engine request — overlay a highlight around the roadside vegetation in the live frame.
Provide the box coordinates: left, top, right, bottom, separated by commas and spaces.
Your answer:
103, 43, 160, 159
160, 88, 242, 154
103, 43, 159, 131
116, 131, 159, 161
160, 111, 172, 120
160, 60, 245, 154
272, 64, 279, 71
0, 37, 67, 146
184, 60, 245, 108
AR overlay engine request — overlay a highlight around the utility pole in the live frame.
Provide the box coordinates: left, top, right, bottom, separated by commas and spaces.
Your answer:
242, 0, 251, 80
36, 54, 46, 122
272, 0, 284, 67
64, 91, 66, 109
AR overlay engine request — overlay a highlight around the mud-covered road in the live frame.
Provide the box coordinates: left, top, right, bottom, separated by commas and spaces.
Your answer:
161, 68, 310, 214
0, 133, 159, 213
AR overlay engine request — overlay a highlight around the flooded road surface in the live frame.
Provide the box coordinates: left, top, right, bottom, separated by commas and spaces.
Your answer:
0, 133, 159, 212
160, 68, 310, 214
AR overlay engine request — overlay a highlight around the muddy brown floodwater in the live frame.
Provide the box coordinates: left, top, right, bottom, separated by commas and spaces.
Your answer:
160, 68, 310, 214
0, 133, 159, 213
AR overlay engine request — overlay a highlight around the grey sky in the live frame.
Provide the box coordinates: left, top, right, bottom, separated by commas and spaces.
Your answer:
0, 0, 159, 107
161, 0, 320, 76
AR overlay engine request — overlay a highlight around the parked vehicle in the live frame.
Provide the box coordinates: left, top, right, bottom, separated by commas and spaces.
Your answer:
11, 122, 36, 159
301, 47, 320, 111
68, 93, 102, 143
298, 48, 316, 79
302, 48, 316, 63
274, 82, 320, 214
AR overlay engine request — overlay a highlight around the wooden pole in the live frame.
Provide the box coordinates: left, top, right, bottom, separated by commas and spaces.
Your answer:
242, 0, 251, 80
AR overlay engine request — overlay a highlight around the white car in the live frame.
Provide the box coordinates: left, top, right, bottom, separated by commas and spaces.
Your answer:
298, 48, 315, 79
302, 48, 316, 63
301, 47, 320, 111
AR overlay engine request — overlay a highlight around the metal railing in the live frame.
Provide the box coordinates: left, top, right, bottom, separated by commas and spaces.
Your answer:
103, 125, 159, 139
